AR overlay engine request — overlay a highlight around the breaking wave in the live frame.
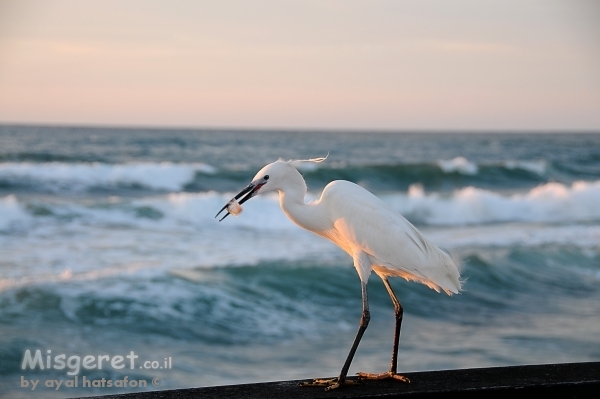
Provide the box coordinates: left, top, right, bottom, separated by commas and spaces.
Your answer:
0, 158, 566, 194
0, 162, 216, 192
3, 180, 600, 232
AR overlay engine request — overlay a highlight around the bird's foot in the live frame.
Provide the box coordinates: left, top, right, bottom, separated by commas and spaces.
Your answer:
357, 371, 410, 383
299, 377, 359, 391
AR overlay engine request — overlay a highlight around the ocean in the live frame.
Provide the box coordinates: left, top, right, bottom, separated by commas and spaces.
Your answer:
1, 126, 599, 398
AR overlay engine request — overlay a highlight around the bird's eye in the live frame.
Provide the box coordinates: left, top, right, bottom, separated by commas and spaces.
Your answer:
264, 175, 269, 180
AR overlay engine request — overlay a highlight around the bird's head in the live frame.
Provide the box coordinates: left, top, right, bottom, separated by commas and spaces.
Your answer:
215, 160, 290, 221
215, 156, 326, 222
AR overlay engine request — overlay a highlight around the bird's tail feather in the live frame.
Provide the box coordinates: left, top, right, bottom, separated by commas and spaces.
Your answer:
406, 224, 463, 295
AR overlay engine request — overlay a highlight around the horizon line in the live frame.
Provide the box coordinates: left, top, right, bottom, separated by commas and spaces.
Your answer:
1, 121, 599, 134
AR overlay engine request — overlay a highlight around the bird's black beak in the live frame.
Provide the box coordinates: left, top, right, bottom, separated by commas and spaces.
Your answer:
215, 178, 267, 222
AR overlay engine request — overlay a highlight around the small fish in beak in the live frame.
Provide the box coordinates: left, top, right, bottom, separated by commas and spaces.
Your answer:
215, 180, 262, 222
226, 198, 243, 216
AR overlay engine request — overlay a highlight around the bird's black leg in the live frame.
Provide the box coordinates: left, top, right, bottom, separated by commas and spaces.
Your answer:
300, 281, 369, 390
382, 277, 403, 375
357, 277, 410, 383
333, 281, 370, 389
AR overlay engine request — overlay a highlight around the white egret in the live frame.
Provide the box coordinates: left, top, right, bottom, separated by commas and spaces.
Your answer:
216, 158, 462, 391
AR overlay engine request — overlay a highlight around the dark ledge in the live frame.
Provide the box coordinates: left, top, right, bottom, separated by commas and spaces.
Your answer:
75, 362, 600, 399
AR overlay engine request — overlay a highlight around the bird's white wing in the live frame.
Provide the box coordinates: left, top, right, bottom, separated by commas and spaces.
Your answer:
322, 181, 461, 295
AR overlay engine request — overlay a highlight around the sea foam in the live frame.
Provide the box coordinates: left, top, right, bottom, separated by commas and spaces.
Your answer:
437, 157, 479, 175
0, 195, 29, 230
4, 180, 600, 232
0, 162, 216, 191
396, 180, 600, 225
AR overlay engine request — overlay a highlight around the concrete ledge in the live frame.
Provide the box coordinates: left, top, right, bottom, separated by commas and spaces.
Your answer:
75, 362, 600, 399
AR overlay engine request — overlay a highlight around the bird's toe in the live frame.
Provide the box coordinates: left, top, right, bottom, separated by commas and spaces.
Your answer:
357, 371, 410, 383
299, 378, 334, 387
391, 373, 410, 383
299, 377, 359, 390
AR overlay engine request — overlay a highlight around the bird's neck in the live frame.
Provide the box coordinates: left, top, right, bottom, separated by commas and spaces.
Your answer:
277, 171, 327, 233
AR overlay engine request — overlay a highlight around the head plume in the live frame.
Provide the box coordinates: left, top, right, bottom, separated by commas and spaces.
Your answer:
286, 153, 329, 168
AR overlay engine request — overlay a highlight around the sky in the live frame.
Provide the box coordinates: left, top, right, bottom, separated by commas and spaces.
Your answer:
0, 0, 599, 131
